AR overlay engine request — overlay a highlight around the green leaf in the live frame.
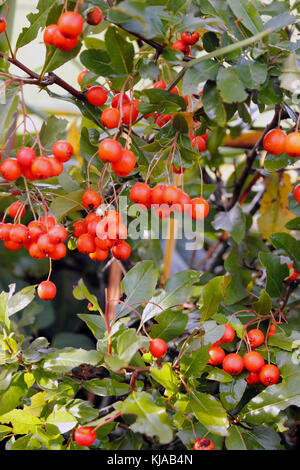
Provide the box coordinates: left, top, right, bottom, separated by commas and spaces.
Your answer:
200, 276, 227, 321
141, 89, 187, 114
190, 391, 229, 436
212, 203, 246, 243
0, 84, 19, 147
117, 329, 149, 363
0, 373, 28, 415
83, 378, 130, 397
205, 366, 233, 383
270, 232, 300, 271
259, 252, 289, 298
105, 26, 134, 75
150, 363, 180, 396
7, 286, 35, 317
114, 392, 173, 444
285, 217, 300, 230
50, 190, 84, 221
202, 81, 226, 127
181, 346, 210, 378
80, 49, 114, 77
0, 409, 41, 434
253, 289, 272, 316
228, 0, 263, 35
264, 153, 290, 172
220, 376, 247, 411
225, 425, 283, 450
44, 42, 83, 73
39, 116, 68, 149
42, 348, 102, 374
182, 61, 219, 95
73, 279, 102, 313
217, 67, 248, 103
77, 314, 106, 339
16, 0, 57, 48
236, 59, 267, 89
150, 308, 188, 342
46, 409, 77, 434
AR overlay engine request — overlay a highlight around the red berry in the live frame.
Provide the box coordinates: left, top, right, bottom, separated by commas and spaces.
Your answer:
0, 223, 11, 241
77, 233, 96, 254
74, 427, 97, 447
171, 40, 190, 56
38, 281, 57, 300
57, 11, 84, 38
111, 93, 130, 108
285, 132, 300, 158
0, 16, 7, 34
87, 7, 103, 26
0, 159, 22, 181
244, 351, 265, 373
151, 185, 167, 205
154, 114, 171, 128
293, 184, 300, 203
194, 438, 214, 451
188, 197, 209, 220
52, 28, 78, 51
73, 220, 86, 238
87, 86, 108, 107
214, 324, 235, 346
9, 201, 26, 219
98, 138, 122, 163
90, 247, 109, 262
121, 102, 139, 125
101, 108, 120, 129
50, 243, 67, 260
222, 353, 244, 376
267, 324, 276, 338
48, 225, 68, 244
149, 338, 167, 358
163, 186, 180, 206
29, 242, 46, 259
48, 156, 64, 177
78, 69, 89, 86
286, 263, 299, 282
259, 364, 280, 386
40, 215, 56, 229
130, 183, 151, 206
82, 190, 101, 210
17, 147, 36, 167
4, 240, 22, 251
31, 157, 53, 180
28, 221, 46, 241
10, 224, 28, 244
52, 141, 74, 162
112, 241, 131, 260
44, 24, 58, 45
263, 128, 287, 155
111, 149, 136, 177
246, 372, 261, 385
247, 329, 264, 348
37, 234, 56, 255
208, 346, 225, 366
181, 30, 199, 45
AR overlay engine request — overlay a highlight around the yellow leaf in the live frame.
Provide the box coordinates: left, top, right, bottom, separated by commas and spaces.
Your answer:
67, 120, 82, 164
24, 392, 47, 418
257, 173, 294, 241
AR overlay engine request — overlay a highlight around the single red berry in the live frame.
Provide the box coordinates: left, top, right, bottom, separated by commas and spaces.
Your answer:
263, 128, 287, 155
188, 197, 209, 220
247, 329, 264, 348
73, 220, 86, 238
162, 186, 180, 206
48, 225, 68, 244
0, 223, 12, 241
222, 353, 244, 376
50, 243, 67, 260
87, 86, 108, 106
285, 132, 300, 158
130, 183, 151, 206
98, 138, 123, 163
28, 221, 46, 241
246, 372, 261, 385
48, 156, 64, 177
121, 102, 139, 125
176, 190, 191, 213
57, 11, 84, 38
293, 184, 300, 203
4, 240, 22, 251
90, 247, 109, 262
111, 93, 130, 108
82, 189, 101, 210
29, 242, 46, 259
244, 351, 265, 373
95, 234, 113, 251
9, 201, 26, 219
181, 30, 200, 45
40, 215, 56, 230
101, 108, 120, 129
17, 147, 36, 167
286, 263, 299, 282
31, 157, 53, 180
37, 233, 56, 255
208, 346, 225, 366
37, 281, 57, 300
78, 69, 89, 86
111, 149, 136, 177
0, 16, 7, 34
151, 185, 166, 205
259, 364, 280, 386
112, 241, 131, 260
267, 324, 276, 338
194, 438, 214, 451
10, 224, 28, 244
87, 7, 103, 26
171, 40, 191, 56
52, 28, 78, 51
44, 24, 58, 45
52, 141, 74, 162
149, 338, 168, 358
0, 159, 22, 181
77, 233, 96, 254
74, 427, 97, 447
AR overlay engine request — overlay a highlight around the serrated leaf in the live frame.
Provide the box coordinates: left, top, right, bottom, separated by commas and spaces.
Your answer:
16, 0, 57, 48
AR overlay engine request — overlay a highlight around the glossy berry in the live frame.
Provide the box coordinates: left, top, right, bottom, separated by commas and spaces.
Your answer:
244, 351, 265, 373
267, 324, 276, 338
130, 183, 151, 206
48, 225, 68, 244
208, 346, 225, 366
52, 141, 74, 162
53, 28, 78, 51
87, 86, 108, 107
73, 220, 86, 238
285, 132, 300, 158
0, 16, 7, 34
82, 190, 101, 210
214, 324, 235, 346
293, 184, 300, 203
98, 138, 123, 163
4, 240, 22, 251
48, 156, 64, 177
222, 353, 244, 376
111, 93, 130, 108
37, 281, 57, 301
28, 221, 46, 241
78, 69, 89, 86
263, 128, 287, 155
44, 24, 58, 45
74, 427, 97, 447
17, 147, 36, 167
31, 157, 53, 180
77, 233, 96, 254
9, 201, 26, 219
57, 11, 84, 38
181, 30, 199, 45
194, 438, 214, 451
171, 40, 190, 56
40, 215, 56, 229
246, 372, 261, 385
122, 103, 139, 125
259, 364, 280, 386
37, 234, 55, 255
163, 186, 180, 206
10, 224, 28, 244
149, 338, 168, 358
194, 136, 207, 152
111, 149, 136, 177
50, 243, 67, 260
188, 197, 209, 220
90, 247, 109, 262
247, 329, 264, 348
87, 7, 103, 26
101, 108, 120, 129
0, 159, 22, 181
151, 185, 166, 205
286, 263, 299, 282
112, 241, 131, 260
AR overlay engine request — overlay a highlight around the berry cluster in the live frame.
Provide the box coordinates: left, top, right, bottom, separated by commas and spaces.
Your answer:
263, 128, 300, 158
208, 324, 281, 386
172, 30, 200, 56
74, 200, 131, 262
129, 182, 210, 220
0, 141, 73, 182
98, 138, 136, 177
